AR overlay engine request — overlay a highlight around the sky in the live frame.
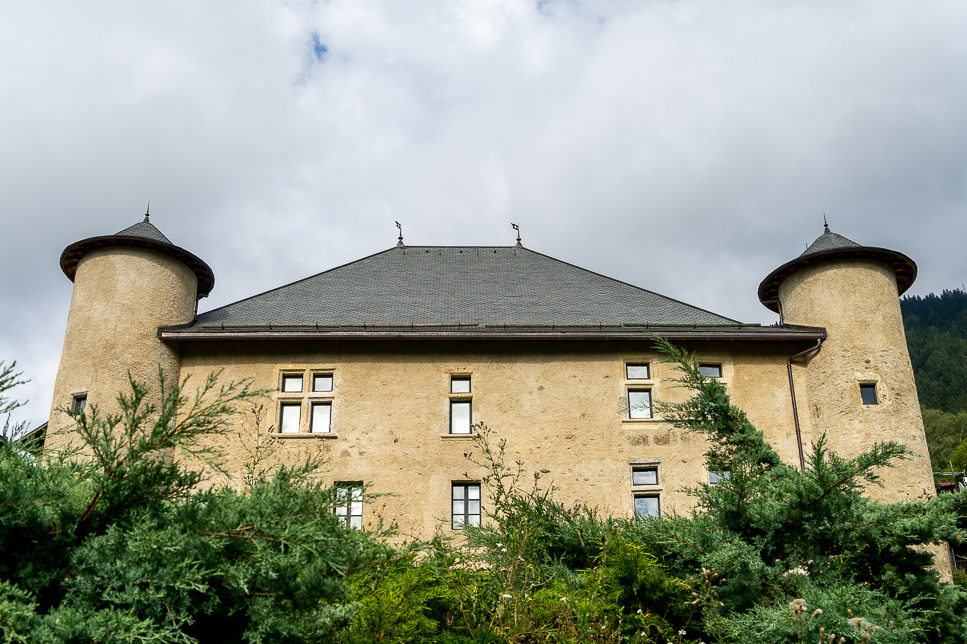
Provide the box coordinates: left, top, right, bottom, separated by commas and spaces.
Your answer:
2, 1, 966, 430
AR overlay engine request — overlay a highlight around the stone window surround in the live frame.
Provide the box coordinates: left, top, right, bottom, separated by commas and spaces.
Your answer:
272, 367, 338, 438
447, 372, 473, 436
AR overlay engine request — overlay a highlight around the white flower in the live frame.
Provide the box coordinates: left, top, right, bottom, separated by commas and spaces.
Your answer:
496, 542, 502, 547
679, 629, 687, 636
560, 597, 567, 602
502, 594, 512, 599
636, 609, 643, 614
501, 547, 507, 552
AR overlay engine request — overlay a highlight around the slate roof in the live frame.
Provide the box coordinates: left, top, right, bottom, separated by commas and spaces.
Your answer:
758, 226, 916, 312
60, 215, 215, 297
163, 246, 825, 342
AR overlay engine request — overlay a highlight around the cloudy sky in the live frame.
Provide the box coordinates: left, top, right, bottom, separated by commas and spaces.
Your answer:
2, 1, 966, 428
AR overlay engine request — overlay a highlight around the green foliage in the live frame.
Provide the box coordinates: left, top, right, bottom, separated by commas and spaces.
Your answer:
902, 289, 967, 414
922, 407, 967, 474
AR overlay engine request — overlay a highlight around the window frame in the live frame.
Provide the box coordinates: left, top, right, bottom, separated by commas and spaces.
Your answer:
312, 372, 334, 393
71, 394, 87, 414
625, 363, 651, 380
860, 383, 878, 405
627, 389, 653, 419
698, 364, 723, 378
448, 374, 473, 434
310, 401, 332, 433
631, 465, 659, 487
633, 494, 661, 518
334, 482, 363, 529
276, 368, 336, 436
451, 482, 482, 530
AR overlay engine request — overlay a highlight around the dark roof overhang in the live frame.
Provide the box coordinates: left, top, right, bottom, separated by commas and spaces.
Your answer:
159, 323, 827, 343
60, 234, 215, 298
757, 246, 916, 313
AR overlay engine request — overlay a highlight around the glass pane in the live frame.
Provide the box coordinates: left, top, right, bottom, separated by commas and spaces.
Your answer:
451, 401, 471, 434
453, 500, 465, 515
280, 404, 301, 433
452, 485, 464, 500
350, 500, 362, 515
860, 384, 878, 405
311, 403, 331, 433
709, 470, 731, 484
467, 485, 480, 500
628, 391, 652, 419
282, 375, 303, 392
698, 364, 722, 378
468, 500, 480, 515
452, 516, 465, 529
626, 364, 650, 379
350, 516, 362, 530
632, 468, 658, 486
467, 514, 480, 527
72, 396, 87, 413
451, 377, 471, 393
634, 496, 660, 518
313, 374, 333, 392
350, 486, 363, 502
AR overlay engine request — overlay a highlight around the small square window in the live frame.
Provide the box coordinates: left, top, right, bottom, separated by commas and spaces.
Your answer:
450, 400, 472, 434
452, 483, 481, 529
709, 470, 731, 484
310, 402, 331, 433
634, 495, 660, 518
628, 390, 652, 419
71, 394, 87, 414
860, 383, 878, 405
626, 364, 650, 379
698, 364, 722, 378
335, 483, 363, 529
279, 403, 301, 433
451, 376, 471, 393
282, 374, 303, 393
312, 374, 333, 392
632, 466, 658, 486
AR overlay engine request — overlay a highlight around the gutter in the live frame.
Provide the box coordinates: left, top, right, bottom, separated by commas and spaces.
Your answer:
787, 337, 824, 470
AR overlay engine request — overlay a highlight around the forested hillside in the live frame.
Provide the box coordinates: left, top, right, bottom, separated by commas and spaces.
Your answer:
901, 288, 967, 474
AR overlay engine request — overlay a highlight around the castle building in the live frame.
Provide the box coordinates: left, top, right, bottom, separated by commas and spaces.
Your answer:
46, 215, 935, 539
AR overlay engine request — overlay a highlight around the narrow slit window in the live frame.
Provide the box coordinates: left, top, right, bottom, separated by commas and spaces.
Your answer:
860, 383, 878, 405
310, 402, 331, 433
279, 403, 301, 433
628, 390, 652, 419
71, 394, 87, 414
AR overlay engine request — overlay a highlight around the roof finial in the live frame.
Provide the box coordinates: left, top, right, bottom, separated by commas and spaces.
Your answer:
144, 202, 150, 223
823, 211, 829, 233
395, 221, 404, 247
511, 222, 522, 247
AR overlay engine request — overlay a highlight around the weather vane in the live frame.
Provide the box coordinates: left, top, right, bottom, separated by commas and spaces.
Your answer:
511, 222, 521, 247
144, 201, 150, 223
823, 212, 829, 233
395, 221, 404, 247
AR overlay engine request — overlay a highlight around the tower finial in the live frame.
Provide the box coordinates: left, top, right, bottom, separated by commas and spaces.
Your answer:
823, 211, 829, 233
395, 221, 404, 247
144, 202, 150, 223
511, 222, 522, 247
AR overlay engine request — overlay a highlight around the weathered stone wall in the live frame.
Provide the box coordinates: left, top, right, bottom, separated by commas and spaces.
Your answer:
46, 247, 197, 450
178, 339, 807, 539
779, 259, 935, 502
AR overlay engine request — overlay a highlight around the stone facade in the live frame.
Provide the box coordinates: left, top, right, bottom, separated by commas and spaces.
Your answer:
46, 217, 937, 544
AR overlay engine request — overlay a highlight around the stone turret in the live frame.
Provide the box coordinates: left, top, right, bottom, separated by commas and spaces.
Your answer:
46, 213, 213, 450
758, 225, 933, 502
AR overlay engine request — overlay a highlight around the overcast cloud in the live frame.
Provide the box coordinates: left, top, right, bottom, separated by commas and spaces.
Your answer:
2, 1, 966, 428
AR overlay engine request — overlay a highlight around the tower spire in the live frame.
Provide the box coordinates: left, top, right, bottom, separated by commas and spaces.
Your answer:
823, 211, 829, 233
144, 202, 151, 223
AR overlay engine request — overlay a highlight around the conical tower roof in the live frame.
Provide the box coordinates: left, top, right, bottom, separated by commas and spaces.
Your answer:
60, 212, 214, 298
758, 224, 916, 313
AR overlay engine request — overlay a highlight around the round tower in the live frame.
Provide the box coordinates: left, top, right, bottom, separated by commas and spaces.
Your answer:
758, 225, 933, 502
46, 212, 214, 450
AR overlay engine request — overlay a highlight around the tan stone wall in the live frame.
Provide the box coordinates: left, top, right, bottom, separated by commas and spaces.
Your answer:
779, 259, 935, 502
46, 247, 198, 450
178, 339, 807, 540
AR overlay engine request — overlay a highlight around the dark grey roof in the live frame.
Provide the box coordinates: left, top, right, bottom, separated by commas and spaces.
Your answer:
801, 228, 861, 256
182, 246, 744, 331
115, 220, 173, 244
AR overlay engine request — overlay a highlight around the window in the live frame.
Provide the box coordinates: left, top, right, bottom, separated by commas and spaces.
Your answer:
276, 369, 335, 435
634, 495, 660, 518
709, 470, 731, 484
632, 466, 658, 486
628, 390, 652, 419
860, 383, 878, 405
626, 363, 650, 379
310, 402, 332, 433
452, 483, 481, 529
282, 374, 303, 392
71, 394, 87, 414
279, 403, 301, 433
335, 483, 362, 529
449, 375, 472, 434
698, 364, 722, 378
